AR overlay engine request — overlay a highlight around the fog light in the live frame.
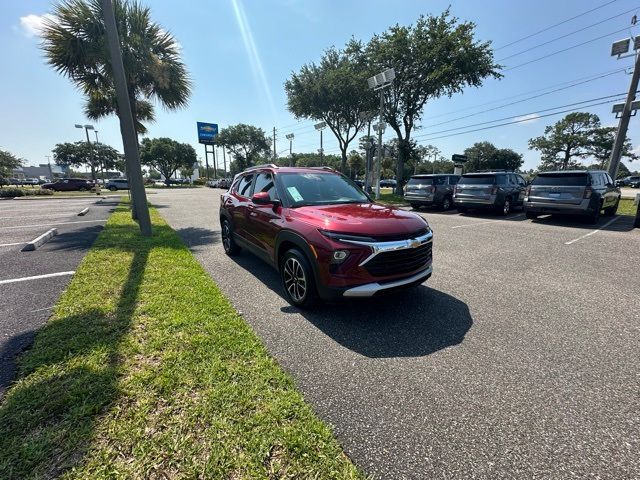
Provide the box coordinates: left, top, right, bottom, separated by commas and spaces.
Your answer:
332, 250, 349, 263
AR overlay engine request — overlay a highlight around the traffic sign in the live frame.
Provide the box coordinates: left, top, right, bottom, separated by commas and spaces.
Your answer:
452, 154, 468, 163
197, 122, 218, 144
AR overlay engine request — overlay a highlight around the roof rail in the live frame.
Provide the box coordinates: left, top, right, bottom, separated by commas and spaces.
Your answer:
307, 166, 335, 171
244, 163, 278, 172
472, 169, 512, 173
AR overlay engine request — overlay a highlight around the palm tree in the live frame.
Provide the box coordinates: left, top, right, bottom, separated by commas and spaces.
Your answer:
41, 0, 191, 134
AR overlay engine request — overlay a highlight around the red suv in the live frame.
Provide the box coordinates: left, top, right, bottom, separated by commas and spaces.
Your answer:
219, 165, 433, 307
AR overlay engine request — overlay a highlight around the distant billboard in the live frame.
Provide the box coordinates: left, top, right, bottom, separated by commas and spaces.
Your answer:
197, 122, 218, 145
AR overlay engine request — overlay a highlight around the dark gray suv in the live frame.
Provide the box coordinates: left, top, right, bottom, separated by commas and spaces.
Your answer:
453, 172, 527, 215
524, 170, 620, 223
404, 174, 460, 210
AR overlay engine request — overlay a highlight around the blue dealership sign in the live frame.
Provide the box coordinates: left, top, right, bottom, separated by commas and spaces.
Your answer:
197, 122, 218, 144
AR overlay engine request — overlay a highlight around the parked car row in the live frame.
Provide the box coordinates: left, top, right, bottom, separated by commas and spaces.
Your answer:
41, 178, 96, 191
616, 175, 640, 188
404, 170, 621, 224
207, 178, 232, 189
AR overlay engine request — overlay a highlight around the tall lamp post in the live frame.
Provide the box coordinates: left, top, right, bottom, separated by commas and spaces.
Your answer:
359, 111, 375, 193
367, 68, 395, 200
314, 121, 326, 163
286, 133, 295, 166
75, 123, 96, 180
608, 35, 640, 227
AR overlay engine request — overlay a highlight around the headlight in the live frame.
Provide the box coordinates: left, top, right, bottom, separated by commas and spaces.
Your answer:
318, 230, 376, 243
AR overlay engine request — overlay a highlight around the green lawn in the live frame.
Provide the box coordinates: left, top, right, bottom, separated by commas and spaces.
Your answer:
617, 198, 638, 216
0, 204, 362, 479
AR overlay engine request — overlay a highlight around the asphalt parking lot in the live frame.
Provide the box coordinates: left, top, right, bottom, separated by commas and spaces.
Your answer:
0, 196, 116, 396
156, 188, 639, 479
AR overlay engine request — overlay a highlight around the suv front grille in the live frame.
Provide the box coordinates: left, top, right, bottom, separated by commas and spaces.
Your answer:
364, 242, 432, 277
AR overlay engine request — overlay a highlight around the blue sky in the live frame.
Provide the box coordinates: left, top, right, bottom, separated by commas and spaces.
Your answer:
1, 0, 639, 171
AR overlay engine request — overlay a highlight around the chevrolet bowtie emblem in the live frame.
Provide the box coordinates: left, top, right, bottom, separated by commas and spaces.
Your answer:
408, 239, 421, 248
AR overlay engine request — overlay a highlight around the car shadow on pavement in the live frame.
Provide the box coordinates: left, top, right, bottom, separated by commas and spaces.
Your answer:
291, 287, 473, 358
174, 226, 220, 249
229, 254, 472, 358
530, 214, 637, 232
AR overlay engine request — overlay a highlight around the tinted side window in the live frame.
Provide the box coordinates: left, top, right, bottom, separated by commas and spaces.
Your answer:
449, 176, 460, 184
515, 175, 526, 186
497, 175, 508, 185
605, 173, 614, 185
236, 174, 254, 197
434, 177, 446, 185
253, 172, 277, 199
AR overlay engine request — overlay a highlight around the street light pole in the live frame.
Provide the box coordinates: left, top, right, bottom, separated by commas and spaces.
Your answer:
100, 0, 151, 236
286, 133, 295, 166
75, 123, 96, 181
367, 68, 395, 200
314, 122, 326, 164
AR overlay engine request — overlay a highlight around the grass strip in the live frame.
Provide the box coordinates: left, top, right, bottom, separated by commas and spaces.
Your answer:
617, 198, 638, 216
0, 204, 363, 479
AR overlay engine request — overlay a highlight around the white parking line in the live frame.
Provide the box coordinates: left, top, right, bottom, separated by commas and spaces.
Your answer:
451, 214, 525, 229
564, 216, 621, 245
0, 219, 106, 230
0, 242, 25, 248
0, 271, 75, 285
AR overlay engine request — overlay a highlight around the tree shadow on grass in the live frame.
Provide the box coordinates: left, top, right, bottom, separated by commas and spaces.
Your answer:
0, 213, 180, 479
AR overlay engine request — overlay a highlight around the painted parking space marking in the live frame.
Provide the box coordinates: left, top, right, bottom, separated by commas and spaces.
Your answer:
0, 219, 106, 230
450, 214, 525, 229
564, 216, 622, 245
0, 271, 75, 285
0, 242, 25, 248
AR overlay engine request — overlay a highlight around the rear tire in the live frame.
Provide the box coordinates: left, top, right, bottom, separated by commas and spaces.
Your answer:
221, 219, 241, 256
280, 248, 317, 309
603, 198, 619, 217
108, 186, 117, 191
441, 196, 452, 211
587, 204, 601, 224
498, 198, 511, 216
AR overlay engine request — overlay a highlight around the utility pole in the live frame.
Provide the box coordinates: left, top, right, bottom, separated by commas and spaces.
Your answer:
374, 117, 385, 200
100, 0, 151, 236
212, 144, 218, 179
608, 42, 640, 178
273, 127, 277, 161
222, 148, 227, 177
45, 155, 53, 180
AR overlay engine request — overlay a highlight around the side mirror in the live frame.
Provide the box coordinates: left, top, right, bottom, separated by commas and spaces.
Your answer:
252, 191, 279, 207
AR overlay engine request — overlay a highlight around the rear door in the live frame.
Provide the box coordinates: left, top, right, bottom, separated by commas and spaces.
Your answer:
231, 173, 254, 241
529, 173, 588, 205
455, 174, 496, 201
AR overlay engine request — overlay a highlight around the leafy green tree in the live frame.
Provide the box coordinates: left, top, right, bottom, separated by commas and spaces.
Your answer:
285, 42, 376, 173
588, 126, 637, 170
0, 149, 23, 182
41, 0, 191, 134
529, 112, 600, 171
53, 141, 120, 179
291, 153, 342, 171
463, 142, 523, 172
347, 150, 365, 178
365, 11, 501, 194
216, 124, 271, 173
139, 137, 196, 186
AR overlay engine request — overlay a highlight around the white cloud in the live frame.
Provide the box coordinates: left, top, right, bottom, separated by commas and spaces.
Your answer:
19, 13, 55, 38
514, 113, 540, 124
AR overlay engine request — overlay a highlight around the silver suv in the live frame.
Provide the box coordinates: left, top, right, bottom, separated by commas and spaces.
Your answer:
105, 178, 129, 191
524, 170, 620, 223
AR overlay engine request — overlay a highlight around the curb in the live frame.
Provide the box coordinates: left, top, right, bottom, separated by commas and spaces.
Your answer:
21, 228, 58, 252
78, 207, 90, 216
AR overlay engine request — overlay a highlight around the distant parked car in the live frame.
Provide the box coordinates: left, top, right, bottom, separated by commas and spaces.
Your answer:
353, 179, 365, 189
379, 179, 397, 188
524, 170, 620, 223
405, 174, 460, 210
615, 175, 640, 187
454, 171, 527, 215
21, 178, 40, 186
41, 178, 95, 192
105, 178, 129, 191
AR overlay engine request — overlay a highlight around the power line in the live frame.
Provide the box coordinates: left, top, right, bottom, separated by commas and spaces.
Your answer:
495, 0, 619, 50
414, 92, 630, 140
422, 69, 625, 128
504, 26, 630, 71
497, 6, 639, 62
414, 98, 626, 143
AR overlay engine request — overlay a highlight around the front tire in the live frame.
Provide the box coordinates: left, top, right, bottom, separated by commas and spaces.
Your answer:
603, 198, 619, 217
280, 248, 317, 308
498, 198, 511, 216
108, 186, 117, 191
221, 219, 241, 256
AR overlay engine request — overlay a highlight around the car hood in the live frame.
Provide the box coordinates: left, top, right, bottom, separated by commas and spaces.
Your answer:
289, 202, 428, 237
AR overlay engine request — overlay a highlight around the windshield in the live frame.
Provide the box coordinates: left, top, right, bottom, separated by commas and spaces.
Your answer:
279, 172, 369, 206
533, 173, 588, 186
459, 175, 496, 185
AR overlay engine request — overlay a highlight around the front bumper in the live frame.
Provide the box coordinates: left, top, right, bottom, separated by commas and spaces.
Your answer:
342, 266, 432, 297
